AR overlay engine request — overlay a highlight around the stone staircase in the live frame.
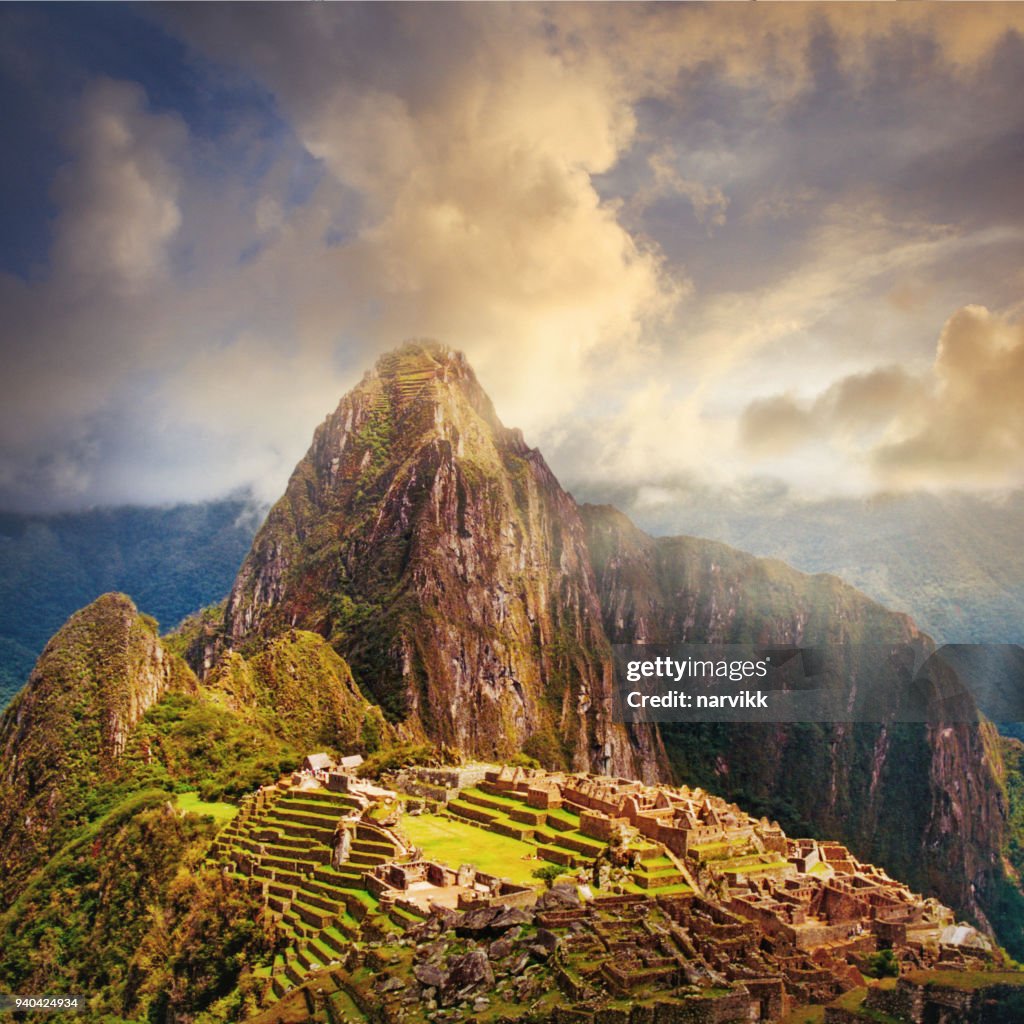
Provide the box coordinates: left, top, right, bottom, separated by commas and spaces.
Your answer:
377, 348, 440, 403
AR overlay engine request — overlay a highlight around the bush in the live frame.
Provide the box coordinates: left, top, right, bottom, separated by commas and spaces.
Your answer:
532, 863, 570, 888
358, 742, 440, 779
864, 949, 899, 978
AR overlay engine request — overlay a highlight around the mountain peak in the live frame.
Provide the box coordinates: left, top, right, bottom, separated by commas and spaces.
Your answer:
349, 340, 506, 441
371, 339, 465, 377
222, 344, 655, 777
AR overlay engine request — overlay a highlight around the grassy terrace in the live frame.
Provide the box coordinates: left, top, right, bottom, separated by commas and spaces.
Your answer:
826, 987, 901, 1024
401, 812, 542, 886
176, 790, 238, 824
212, 784, 410, 1007
901, 969, 1024, 991
422, 786, 692, 895
423, 786, 696, 892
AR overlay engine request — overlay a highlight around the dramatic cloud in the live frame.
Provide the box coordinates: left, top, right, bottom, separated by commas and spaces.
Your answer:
0, 4, 1022, 509
875, 306, 1024, 486
739, 306, 1024, 490
50, 79, 185, 295
167, 4, 682, 429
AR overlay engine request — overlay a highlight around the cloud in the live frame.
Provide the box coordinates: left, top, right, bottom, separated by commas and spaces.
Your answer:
739, 306, 1024, 490
874, 306, 1024, 486
51, 78, 185, 295
163, 4, 684, 435
740, 395, 817, 457
2, 5, 1023, 511
640, 150, 729, 231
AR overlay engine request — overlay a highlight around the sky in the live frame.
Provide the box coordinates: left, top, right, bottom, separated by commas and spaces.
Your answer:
1, 3, 1023, 515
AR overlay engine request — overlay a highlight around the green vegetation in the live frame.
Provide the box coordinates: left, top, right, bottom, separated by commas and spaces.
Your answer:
175, 790, 239, 825
0, 595, 197, 898
901, 969, 1024, 991
357, 741, 452, 779
864, 948, 900, 979
532, 863, 571, 886
400, 812, 540, 886
827, 988, 900, 1023
990, 736, 1024, 960
243, 630, 391, 752
126, 868, 277, 1022
0, 789, 272, 1018
780, 1007, 825, 1024
123, 692, 300, 803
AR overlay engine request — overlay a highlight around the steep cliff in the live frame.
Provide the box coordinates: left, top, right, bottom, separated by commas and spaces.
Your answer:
0, 593, 196, 901
581, 503, 1009, 935
223, 343, 662, 777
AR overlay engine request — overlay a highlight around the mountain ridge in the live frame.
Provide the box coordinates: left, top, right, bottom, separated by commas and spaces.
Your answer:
0, 340, 1020, 968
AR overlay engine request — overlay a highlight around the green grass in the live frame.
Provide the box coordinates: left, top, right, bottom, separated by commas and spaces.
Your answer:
644, 881, 692, 895
176, 791, 239, 824
544, 806, 581, 827
902, 969, 1024, 991
400, 813, 542, 886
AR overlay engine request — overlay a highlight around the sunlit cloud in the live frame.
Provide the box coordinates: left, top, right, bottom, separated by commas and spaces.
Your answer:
738, 306, 1024, 491
0, 4, 1021, 510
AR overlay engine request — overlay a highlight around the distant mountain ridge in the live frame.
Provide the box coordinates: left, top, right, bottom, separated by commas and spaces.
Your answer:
0, 498, 262, 709
592, 487, 1024, 646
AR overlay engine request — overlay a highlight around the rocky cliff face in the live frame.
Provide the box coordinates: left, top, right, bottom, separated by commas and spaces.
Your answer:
223, 344, 662, 778
580, 503, 1008, 931
0, 593, 196, 899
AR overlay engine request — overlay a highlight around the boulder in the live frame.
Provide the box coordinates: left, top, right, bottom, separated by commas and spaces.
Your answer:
439, 950, 494, 1006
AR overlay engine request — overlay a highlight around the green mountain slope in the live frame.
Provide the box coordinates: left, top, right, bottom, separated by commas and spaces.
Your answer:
0, 591, 391, 1017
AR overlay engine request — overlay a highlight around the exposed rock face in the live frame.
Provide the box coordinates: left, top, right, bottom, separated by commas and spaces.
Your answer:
0, 593, 195, 899
580, 502, 1008, 932
922, 718, 1007, 933
224, 343, 662, 777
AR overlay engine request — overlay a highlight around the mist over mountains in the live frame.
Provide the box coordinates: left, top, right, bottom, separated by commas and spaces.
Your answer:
0, 498, 263, 708
570, 484, 1024, 647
